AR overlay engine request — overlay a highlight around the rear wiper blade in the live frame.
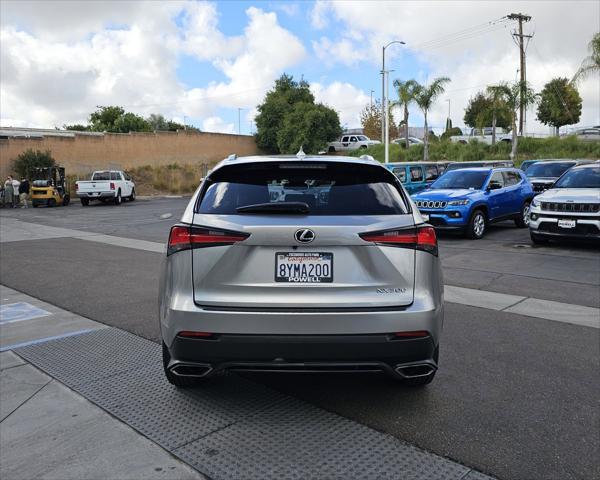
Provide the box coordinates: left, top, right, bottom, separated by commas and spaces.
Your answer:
236, 202, 310, 214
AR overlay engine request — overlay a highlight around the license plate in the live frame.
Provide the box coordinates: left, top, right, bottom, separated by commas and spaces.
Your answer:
558, 219, 576, 229
275, 252, 333, 283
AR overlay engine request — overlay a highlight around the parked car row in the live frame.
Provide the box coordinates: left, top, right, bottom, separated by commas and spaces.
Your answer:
406, 159, 599, 243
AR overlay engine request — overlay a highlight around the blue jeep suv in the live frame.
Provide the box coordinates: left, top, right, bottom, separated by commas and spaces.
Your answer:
412, 167, 534, 239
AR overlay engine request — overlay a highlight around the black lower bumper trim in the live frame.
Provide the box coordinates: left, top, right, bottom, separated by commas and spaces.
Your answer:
169, 333, 436, 373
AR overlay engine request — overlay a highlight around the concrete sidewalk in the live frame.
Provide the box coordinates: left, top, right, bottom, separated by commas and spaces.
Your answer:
0, 284, 204, 480
0, 351, 205, 480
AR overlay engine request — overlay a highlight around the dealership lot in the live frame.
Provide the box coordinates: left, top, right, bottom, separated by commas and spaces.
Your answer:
1, 198, 598, 480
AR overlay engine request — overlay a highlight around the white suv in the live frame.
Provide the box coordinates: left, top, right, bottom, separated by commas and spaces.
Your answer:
528, 163, 600, 244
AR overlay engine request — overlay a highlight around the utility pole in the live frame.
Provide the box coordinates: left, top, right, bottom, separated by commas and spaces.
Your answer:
381, 40, 405, 162
370, 90, 374, 109
508, 13, 532, 135
237, 108, 243, 135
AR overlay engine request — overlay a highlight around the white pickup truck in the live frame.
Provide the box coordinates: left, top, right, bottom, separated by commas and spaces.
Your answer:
327, 134, 380, 152
76, 170, 136, 206
450, 127, 511, 145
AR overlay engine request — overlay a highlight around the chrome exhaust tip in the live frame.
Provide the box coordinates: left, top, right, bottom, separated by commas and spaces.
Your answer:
394, 361, 437, 379
170, 363, 213, 378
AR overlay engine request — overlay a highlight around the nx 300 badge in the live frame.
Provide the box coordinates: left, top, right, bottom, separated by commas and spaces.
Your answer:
377, 288, 407, 294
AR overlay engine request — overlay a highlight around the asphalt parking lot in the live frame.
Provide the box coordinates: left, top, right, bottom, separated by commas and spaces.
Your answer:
1, 198, 598, 480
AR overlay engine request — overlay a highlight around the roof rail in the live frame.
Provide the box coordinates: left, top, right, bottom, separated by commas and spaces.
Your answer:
226, 154, 237, 161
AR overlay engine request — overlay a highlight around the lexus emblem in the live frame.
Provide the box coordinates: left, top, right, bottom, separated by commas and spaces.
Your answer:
294, 229, 315, 243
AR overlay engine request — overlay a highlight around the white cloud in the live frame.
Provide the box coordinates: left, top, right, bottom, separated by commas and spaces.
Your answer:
0, 2, 305, 129
311, 81, 370, 128
311, 0, 600, 132
202, 116, 235, 134
309, 0, 331, 29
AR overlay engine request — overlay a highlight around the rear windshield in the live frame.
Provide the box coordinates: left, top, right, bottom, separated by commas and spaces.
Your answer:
430, 170, 489, 190
526, 162, 575, 178
92, 172, 110, 181
445, 162, 485, 171
197, 162, 408, 215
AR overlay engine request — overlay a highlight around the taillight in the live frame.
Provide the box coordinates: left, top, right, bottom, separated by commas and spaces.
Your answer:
167, 225, 249, 255
393, 330, 430, 338
110, 182, 115, 190
359, 226, 438, 256
178, 331, 215, 338
75, 183, 79, 191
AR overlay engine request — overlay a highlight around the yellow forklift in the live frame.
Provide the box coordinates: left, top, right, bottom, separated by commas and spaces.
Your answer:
31, 166, 70, 207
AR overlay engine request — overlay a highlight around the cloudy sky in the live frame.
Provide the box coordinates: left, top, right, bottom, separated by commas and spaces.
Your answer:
1, 0, 598, 135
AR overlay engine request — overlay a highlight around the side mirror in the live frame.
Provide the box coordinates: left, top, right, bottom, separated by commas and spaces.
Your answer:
486, 183, 502, 191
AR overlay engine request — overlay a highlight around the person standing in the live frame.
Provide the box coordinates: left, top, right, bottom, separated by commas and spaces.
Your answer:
11, 177, 20, 207
19, 177, 30, 208
4, 176, 14, 208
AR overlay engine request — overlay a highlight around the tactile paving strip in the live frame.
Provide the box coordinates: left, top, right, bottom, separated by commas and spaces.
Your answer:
15, 328, 494, 480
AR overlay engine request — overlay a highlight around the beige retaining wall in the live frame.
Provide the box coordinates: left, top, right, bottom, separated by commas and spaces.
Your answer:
0, 130, 261, 178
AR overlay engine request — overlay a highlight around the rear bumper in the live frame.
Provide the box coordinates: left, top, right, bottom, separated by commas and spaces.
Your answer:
166, 333, 437, 379
77, 192, 115, 199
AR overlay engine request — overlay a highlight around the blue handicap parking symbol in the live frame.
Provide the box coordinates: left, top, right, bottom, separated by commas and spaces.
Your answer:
0, 302, 52, 325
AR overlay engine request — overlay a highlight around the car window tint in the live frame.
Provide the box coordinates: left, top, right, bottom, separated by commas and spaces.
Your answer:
488, 172, 504, 189
92, 172, 110, 181
554, 167, 600, 188
502, 171, 520, 186
425, 165, 438, 181
392, 167, 407, 183
342, 136, 349, 142
350, 136, 358, 142
198, 162, 408, 216
410, 166, 424, 182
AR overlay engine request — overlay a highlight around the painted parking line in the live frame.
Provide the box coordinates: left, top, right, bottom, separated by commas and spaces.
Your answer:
0, 328, 99, 352
505, 298, 600, 329
0, 302, 52, 325
444, 285, 525, 311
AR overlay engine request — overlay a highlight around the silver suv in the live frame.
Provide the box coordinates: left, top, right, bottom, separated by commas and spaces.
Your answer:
159, 154, 444, 387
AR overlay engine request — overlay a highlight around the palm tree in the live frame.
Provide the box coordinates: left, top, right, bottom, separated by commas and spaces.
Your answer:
492, 81, 538, 160
392, 79, 419, 149
414, 77, 451, 161
486, 85, 510, 145
572, 32, 600, 83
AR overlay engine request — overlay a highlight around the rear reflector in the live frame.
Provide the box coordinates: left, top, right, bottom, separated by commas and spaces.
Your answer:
394, 330, 430, 338
168, 225, 249, 255
359, 226, 438, 255
178, 331, 215, 338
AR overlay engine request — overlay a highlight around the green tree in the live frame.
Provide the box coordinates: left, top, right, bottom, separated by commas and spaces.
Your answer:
391, 79, 419, 148
147, 114, 169, 130
276, 102, 342, 154
464, 91, 510, 131
62, 124, 90, 131
572, 32, 600, 83
254, 74, 315, 153
360, 100, 397, 141
89, 106, 125, 131
440, 126, 463, 141
536, 77, 582, 135
491, 81, 539, 159
113, 112, 152, 133
485, 86, 512, 144
12, 149, 56, 178
414, 77, 451, 160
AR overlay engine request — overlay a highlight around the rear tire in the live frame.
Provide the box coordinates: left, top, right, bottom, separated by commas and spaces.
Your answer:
80, 198, 89, 206
62, 195, 70, 206
128, 188, 136, 201
328, 146, 336, 153
514, 201, 530, 228
162, 342, 203, 388
466, 209, 486, 239
114, 189, 122, 205
47, 198, 56, 208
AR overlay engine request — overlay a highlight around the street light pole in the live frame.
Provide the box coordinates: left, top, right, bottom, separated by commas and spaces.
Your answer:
381, 40, 405, 164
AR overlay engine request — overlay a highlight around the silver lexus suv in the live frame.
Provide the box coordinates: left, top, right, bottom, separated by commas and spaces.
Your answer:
159, 154, 444, 387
